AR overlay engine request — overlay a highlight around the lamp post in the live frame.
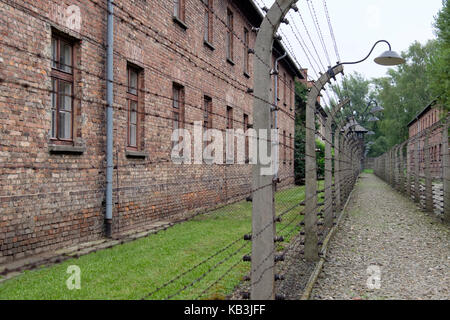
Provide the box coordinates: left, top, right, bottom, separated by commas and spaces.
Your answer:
303, 40, 404, 262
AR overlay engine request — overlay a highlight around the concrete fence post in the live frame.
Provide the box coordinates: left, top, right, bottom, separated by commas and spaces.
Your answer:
399, 142, 406, 194
424, 129, 434, 213
407, 140, 412, 199
442, 116, 449, 223
305, 65, 344, 262
324, 115, 333, 230
330, 99, 349, 217
414, 137, 420, 204
250, 0, 297, 300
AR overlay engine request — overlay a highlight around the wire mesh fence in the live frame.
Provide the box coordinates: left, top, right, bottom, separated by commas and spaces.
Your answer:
374, 115, 450, 222
0, 0, 365, 301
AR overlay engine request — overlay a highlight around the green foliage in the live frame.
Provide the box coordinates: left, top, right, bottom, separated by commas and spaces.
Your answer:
428, 0, 450, 110
315, 139, 325, 179
332, 72, 371, 125
331, 37, 443, 158
372, 40, 437, 151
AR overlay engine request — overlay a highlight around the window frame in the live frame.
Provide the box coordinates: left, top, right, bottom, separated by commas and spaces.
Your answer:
173, 0, 185, 22
50, 34, 75, 144
244, 113, 249, 162
289, 133, 292, 165
172, 83, 185, 149
243, 27, 250, 76
226, 8, 234, 63
127, 65, 141, 150
203, 0, 213, 45
290, 79, 293, 110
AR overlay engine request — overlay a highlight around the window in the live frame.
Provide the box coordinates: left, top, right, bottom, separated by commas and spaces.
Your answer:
203, 96, 213, 130
173, 0, 185, 21
289, 79, 293, 110
172, 84, 185, 147
283, 73, 287, 106
243, 27, 249, 75
283, 130, 286, 164
226, 106, 233, 129
51, 34, 74, 142
226, 9, 234, 62
127, 65, 141, 149
203, 0, 213, 44
289, 133, 292, 164
244, 113, 249, 161
226, 106, 233, 162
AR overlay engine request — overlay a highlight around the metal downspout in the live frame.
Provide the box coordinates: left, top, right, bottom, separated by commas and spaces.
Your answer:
105, 0, 114, 237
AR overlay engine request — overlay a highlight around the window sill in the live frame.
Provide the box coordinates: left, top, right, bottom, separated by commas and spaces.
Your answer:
203, 40, 215, 51
243, 71, 250, 79
226, 58, 235, 66
49, 145, 85, 154
173, 16, 188, 30
126, 150, 148, 159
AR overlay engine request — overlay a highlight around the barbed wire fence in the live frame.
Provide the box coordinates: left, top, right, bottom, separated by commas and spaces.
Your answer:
0, 0, 367, 301
373, 114, 450, 223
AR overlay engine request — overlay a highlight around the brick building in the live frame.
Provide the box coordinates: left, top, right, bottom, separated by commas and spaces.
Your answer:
407, 100, 444, 178
0, 0, 303, 262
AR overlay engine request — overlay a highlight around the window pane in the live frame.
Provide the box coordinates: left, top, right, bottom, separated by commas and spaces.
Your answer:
130, 101, 137, 125
59, 41, 72, 73
51, 79, 57, 138
51, 79, 57, 109
59, 111, 71, 139
174, 0, 179, 17
129, 69, 138, 95
173, 88, 179, 108
204, 10, 209, 41
129, 124, 136, 146
59, 81, 72, 112
51, 38, 57, 69
51, 110, 56, 138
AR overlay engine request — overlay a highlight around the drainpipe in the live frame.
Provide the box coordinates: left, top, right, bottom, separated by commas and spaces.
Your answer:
105, 0, 114, 237
272, 52, 287, 181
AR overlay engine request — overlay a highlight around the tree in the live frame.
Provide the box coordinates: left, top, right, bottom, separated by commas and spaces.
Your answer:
372, 40, 437, 153
428, 0, 450, 110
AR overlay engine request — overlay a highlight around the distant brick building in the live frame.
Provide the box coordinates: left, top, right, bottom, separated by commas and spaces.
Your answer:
407, 100, 444, 178
0, 0, 303, 262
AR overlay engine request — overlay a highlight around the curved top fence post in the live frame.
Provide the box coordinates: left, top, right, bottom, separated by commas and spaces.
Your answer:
304, 65, 344, 262
251, 0, 298, 301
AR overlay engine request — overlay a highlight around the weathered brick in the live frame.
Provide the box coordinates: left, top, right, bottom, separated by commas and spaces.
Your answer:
0, 0, 300, 262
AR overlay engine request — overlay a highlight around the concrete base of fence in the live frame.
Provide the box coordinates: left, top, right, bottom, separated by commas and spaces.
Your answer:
300, 176, 358, 300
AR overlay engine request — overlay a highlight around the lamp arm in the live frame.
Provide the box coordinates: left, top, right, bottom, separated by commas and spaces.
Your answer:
336, 40, 392, 67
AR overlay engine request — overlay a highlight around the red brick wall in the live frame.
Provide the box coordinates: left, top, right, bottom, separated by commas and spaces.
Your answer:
0, 0, 296, 263
407, 107, 443, 179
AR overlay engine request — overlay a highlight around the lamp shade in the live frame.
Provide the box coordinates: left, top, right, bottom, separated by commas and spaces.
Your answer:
367, 115, 379, 122
370, 105, 384, 113
367, 131, 375, 135
374, 50, 406, 66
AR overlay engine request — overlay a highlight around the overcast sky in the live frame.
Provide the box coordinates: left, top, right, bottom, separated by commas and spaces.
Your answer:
257, 0, 443, 104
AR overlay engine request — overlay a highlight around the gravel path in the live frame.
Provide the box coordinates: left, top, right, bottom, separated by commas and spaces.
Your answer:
311, 173, 450, 300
